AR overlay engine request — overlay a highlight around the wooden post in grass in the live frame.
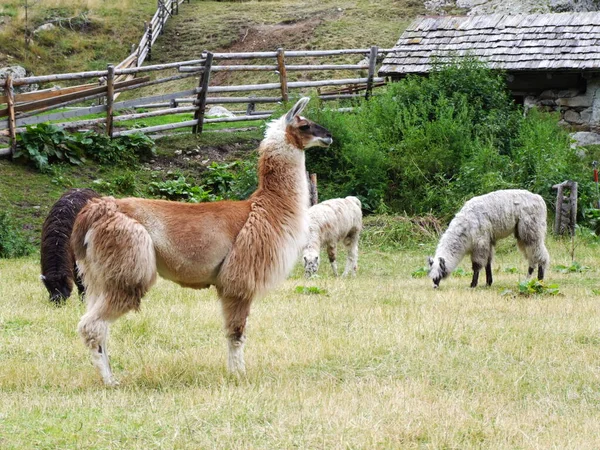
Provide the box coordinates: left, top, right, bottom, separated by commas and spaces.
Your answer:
192, 51, 213, 134
306, 172, 318, 206
147, 22, 153, 61
106, 65, 115, 138
5, 74, 17, 156
276, 48, 289, 102
365, 45, 378, 100
553, 180, 578, 235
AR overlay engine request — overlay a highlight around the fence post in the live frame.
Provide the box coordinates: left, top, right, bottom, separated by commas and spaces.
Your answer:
158, 0, 164, 35
147, 22, 153, 61
106, 65, 115, 138
365, 45, 378, 100
309, 173, 318, 205
171, 0, 176, 16
192, 51, 213, 134
175, 0, 179, 15
276, 48, 288, 102
5, 74, 17, 156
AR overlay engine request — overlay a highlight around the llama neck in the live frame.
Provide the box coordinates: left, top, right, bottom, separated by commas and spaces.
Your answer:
435, 225, 468, 274
305, 223, 321, 251
252, 138, 309, 208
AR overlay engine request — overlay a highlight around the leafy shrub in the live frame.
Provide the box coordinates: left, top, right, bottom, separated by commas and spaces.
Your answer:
202, 159, 257, 200
14, 123, 85, 171
0, 211, 33, 258
501, 279, 561, 297
148, 175, 218, 203
14, 125, 155, 171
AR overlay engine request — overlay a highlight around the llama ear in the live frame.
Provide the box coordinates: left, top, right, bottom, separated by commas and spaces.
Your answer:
427, 257, 434, 268
285, 97, 310, 125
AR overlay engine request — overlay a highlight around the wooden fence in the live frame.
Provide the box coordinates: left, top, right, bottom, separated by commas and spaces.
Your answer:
0, 45, 389, 156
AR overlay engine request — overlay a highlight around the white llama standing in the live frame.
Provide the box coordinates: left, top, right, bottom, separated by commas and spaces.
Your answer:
303, 196, 363, 277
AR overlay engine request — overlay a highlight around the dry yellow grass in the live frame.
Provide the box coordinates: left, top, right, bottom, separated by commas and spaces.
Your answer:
2, 235, 600, 448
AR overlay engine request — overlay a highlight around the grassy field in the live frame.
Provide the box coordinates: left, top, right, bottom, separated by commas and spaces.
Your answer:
2, 234, 600, 448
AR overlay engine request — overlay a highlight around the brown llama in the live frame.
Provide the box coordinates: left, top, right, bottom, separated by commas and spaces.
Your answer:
70, 98, 332, 385
41, 188, 100, 304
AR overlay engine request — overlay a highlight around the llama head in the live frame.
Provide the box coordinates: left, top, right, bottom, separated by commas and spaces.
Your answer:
265, 97, 333, 150
427, 256, 449, 289
40, 274, 72, 304
303, 248, 320, 278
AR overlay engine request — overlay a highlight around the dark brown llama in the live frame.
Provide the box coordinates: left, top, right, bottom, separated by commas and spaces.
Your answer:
70, 98, 332, 385
41, 188, 100, 304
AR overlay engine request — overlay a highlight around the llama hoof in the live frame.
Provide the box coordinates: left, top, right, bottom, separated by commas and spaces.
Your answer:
103, 376, 120, 387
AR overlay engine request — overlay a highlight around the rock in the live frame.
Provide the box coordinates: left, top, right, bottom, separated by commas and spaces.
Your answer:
563, 109, 583, 124
571, 131, 600, 147
34, 23, 55, 34
0, 66, 39, 93
206, 106, 236, 118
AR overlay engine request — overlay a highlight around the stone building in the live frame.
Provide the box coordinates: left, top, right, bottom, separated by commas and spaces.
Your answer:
379, 12, 600, 133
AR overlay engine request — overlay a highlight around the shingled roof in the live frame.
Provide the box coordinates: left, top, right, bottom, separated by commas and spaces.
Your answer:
379, 12, 600, 76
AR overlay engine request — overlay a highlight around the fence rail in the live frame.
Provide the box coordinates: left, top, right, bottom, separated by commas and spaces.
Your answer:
1, 41, 389, 154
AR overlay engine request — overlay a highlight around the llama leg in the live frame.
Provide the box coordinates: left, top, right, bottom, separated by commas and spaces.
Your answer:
78, 301, 119, 386
221, 296, 252, 375
485, 261, 493, 286
470, 261, 481, 288
342, 233, 359, 277
327, 244, 338, 277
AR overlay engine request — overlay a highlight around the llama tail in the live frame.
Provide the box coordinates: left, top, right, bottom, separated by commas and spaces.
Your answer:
40, 188, 99, 304
72, 197, 157, 317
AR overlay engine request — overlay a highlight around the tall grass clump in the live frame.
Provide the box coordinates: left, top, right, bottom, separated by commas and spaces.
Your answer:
305, 58, 590, 220
0, 211, 33, 258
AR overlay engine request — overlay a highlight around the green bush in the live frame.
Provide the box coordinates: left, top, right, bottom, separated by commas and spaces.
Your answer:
14, 125, 155, 171
14, 123, 85, 171
304, 58, 591, 222
0, 211, 33, 258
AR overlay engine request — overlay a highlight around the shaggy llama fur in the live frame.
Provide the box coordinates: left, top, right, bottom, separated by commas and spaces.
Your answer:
40, 188, 99, 303
303, 196, 362, 277
70, 98, 332, 385
428, 189, 550, 288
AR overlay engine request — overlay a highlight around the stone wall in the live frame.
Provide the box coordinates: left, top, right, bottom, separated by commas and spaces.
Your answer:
524, 77, 600, 132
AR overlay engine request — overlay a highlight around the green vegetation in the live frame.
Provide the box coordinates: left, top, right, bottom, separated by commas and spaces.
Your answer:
305, 58, 591, 218
14, 123, 155, 171
0, 211, 34, 258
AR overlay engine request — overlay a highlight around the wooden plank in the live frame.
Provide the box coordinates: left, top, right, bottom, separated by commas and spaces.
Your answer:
365, 46, 378, 100
13, 70, 107, 87
113, 105, 197, 122
0, 83, 97, 104
203, 114, 271, 123
0, 76, 150, 117
13, 105, 107, 129
193, 51, 213, 134
113, 119, 198, 137
206, 96, 282, 104
113, 88, 198, 110
106, 65, 115, 137
277, 48, 288, 102
5, 75, 16, 155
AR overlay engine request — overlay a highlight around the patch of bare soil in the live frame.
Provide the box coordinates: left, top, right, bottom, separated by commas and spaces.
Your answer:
211, 12, 341, 85
147, 139, 260, 172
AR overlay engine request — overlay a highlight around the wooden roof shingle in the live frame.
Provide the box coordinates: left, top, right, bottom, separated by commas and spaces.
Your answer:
379, 12, 600, 76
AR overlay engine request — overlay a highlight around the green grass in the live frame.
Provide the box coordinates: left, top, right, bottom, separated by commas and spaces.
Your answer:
2, 236, 600, 447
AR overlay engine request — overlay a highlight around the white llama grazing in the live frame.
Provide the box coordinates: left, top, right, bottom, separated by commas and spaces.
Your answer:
427, 189, 550, 289
70, 98, 332, 385
303, 196, 362, 277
